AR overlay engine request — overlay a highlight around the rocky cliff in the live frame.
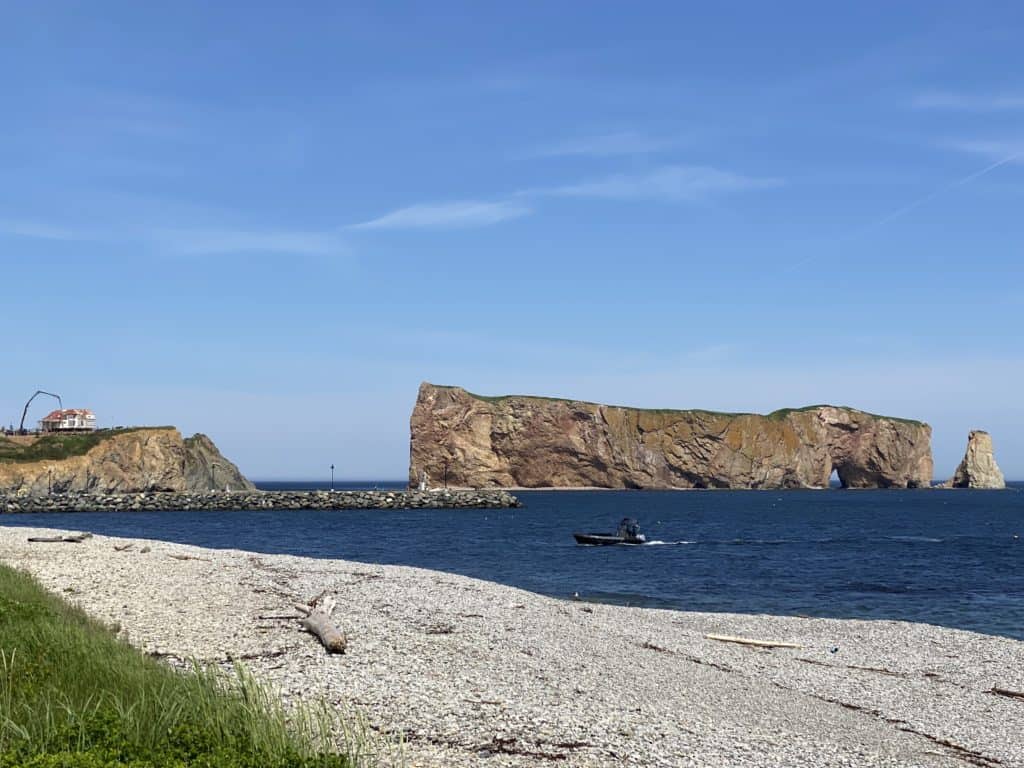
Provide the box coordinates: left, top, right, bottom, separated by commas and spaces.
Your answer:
409, 383, 934, 490
946, 431, 1006, 489
0, 428, 253, 495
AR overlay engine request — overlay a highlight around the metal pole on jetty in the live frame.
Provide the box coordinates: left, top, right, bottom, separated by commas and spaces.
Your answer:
330, 464, 335, 490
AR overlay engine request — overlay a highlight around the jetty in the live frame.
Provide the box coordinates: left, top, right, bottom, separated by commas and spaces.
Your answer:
0, 488, 520, 514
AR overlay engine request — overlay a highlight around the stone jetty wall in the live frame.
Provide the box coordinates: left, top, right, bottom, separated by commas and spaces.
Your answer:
1, 488, 520, 514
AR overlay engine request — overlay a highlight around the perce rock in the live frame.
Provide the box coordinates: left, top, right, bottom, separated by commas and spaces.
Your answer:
0, 428, 253, 494
947, 430, 1006, 489
409, 383, 934, 490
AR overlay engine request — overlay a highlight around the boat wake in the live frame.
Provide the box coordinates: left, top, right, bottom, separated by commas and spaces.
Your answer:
642, 540, 696, 546
640, 536, 944, 546
883, 535, 943, 543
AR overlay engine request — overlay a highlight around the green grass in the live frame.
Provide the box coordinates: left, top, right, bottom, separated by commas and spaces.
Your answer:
0, 428, 174, 465
430, 385, 925, 426
762, 405, 926, 426
434, 384, 747, 415
0, 563, 375, 768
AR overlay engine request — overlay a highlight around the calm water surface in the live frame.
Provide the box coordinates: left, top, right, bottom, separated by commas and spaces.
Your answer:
3, 484, 1022, 640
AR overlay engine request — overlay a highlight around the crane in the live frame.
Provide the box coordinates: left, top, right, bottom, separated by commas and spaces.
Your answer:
18, 390, 62, 434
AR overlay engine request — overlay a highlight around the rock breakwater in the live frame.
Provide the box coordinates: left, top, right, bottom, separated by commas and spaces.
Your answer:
1, 488, 520, 514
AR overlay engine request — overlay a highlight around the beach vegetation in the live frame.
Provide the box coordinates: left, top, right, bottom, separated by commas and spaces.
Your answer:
0, 564, 395, 768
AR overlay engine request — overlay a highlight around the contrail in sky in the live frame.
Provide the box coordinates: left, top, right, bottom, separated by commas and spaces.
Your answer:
859, 152, 1020, 233
786, 152, 1020, 272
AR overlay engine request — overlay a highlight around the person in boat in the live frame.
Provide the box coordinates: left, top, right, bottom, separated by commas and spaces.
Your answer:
617, 518, 642, 541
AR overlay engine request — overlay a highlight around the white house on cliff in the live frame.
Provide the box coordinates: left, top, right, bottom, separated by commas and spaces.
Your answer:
39, 409, 96, 433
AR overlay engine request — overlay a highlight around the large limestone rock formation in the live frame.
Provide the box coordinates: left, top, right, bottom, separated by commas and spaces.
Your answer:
947, 430, 1006, 489
0, 428, 253, 495
409, 383, 934, 490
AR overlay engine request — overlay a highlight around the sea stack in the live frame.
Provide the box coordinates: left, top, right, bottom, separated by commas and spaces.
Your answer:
947, 430, 1006, 489
409, 383, 934, 490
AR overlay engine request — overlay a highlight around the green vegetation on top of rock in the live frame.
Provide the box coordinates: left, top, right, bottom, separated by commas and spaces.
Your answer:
431, 385, 925, 426
763, 405, 925, 426
0, 427, 175, 465
434, 384, 746, 415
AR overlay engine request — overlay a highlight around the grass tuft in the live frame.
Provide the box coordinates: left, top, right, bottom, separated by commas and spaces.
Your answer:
0, 563, 400, 767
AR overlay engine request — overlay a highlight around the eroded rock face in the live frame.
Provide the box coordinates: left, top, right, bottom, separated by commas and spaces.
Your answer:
0, 428, 253, 494
409, 383, 934, 490
948, 431, 1005, 489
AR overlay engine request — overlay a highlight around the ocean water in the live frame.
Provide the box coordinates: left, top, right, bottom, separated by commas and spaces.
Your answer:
2, 484, 1022, 640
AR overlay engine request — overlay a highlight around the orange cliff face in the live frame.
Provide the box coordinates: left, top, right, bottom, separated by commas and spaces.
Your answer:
0, 428, 253, 494
409, 383, 934, 490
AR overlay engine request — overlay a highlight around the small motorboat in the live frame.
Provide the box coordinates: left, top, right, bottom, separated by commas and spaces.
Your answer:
573, 517, 647, 546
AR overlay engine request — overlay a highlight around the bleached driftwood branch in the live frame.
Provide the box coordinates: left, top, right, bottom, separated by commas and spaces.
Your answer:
27, 532, 93, 543
704, 633, 802, 649
294, 595, 347, 654
990, 687, 1024, 701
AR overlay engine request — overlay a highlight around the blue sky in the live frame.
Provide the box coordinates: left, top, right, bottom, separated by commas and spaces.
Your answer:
2, 1, 1021, 480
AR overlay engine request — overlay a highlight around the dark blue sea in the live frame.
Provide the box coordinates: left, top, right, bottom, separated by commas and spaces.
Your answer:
3, 483, 1022, 640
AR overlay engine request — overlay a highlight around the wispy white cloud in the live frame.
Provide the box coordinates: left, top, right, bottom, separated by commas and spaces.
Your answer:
944, 139, 1024, 161
526, 165, 782, 203
532, 131, 680, 158
350, 200, 530, 230
155, 228, 341, 256
0, 219, 85, 241
1, 208, 343, 256
683, 343, 738, 364
913, 91, 1024, 111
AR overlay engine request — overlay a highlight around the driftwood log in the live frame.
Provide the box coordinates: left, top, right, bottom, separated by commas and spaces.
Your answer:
295, 596, 347, 654
990, 687, 1024, 701
704, 633, 802, 649
27, 532, 93, 543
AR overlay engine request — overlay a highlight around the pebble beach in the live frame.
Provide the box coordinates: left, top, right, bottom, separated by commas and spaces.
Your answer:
2, 526, 1021, 768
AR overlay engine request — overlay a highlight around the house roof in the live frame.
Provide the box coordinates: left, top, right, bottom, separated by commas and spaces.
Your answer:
41, 409, 95, 421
